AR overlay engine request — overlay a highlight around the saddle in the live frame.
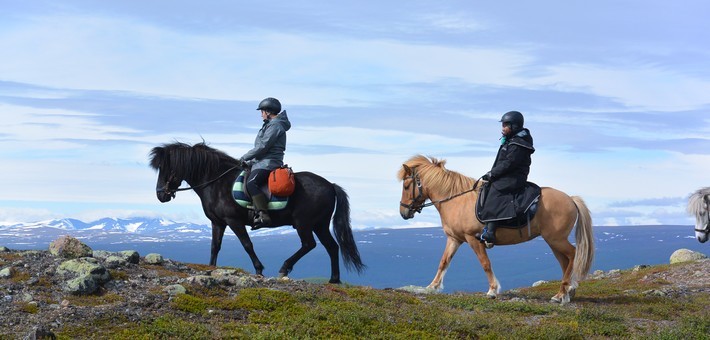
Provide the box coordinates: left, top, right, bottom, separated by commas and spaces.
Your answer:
232, 170, 289, 211
476, 181, 541, 228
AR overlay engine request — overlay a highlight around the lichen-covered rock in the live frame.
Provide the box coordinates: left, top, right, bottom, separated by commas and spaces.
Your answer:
119, 250, 140, 264
49, 236, 92, 259
104, 255, 128, 269
0, 267, 13, 279
670, 249, 708, 264
532, 280, 548, 287
183, 275, 217, 287
0, 246, 9, 252
92, 250, 113, 260
144, 253, 164, 265
163, 284, 186, 296
64, 274, 99, 294
57, 257, 110, 284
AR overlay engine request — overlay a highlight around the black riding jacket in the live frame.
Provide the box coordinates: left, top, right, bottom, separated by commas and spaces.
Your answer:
488, 128, 535, 193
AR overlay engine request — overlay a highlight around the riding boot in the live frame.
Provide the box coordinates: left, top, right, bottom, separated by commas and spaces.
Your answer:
479, 222, 497, 249
251, 193, 272, 230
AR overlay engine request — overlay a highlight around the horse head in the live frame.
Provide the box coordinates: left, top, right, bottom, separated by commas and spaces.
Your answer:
149, 143, 188, 203
688, 188, 710, 243
398, 163, 428, 220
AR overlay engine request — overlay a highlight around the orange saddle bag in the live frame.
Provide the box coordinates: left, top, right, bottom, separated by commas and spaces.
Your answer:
268, 166, 296, 196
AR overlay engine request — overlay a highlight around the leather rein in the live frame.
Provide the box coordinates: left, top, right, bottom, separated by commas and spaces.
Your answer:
399, 168, 481, 214
157, 164, 242, 198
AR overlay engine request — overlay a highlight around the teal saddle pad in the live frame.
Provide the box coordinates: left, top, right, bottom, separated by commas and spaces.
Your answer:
232, 171, 288, 210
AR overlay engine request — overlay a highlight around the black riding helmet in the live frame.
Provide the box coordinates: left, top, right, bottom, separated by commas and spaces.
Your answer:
256, 97, 281, 115
500, 111, 524, 132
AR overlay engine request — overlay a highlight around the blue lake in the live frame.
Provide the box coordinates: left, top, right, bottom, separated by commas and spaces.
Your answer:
78, 225, 707, 293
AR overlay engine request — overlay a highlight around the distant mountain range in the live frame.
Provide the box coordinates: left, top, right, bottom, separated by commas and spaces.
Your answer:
0, 217, 215, 246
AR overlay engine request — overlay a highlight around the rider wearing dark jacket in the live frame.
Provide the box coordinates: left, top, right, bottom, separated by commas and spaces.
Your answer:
239, 97, 291, 230
478, 111, 535, 247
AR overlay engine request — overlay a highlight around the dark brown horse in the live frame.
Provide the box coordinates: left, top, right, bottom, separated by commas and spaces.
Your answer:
150, 142, 365, 283
398, 155, 594, 304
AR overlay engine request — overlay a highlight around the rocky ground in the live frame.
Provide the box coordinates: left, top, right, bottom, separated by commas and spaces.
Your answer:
1, 239, 708, 339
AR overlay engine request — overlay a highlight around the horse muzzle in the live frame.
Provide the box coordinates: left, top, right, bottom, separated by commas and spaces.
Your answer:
156, 189, 175, 203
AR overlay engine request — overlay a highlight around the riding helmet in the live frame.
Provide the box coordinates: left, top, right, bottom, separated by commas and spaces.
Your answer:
500, 111, 524, 131
256, 97, 281, 114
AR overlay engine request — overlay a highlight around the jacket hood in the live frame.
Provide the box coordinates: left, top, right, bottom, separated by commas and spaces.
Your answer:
272, 110, 291, 131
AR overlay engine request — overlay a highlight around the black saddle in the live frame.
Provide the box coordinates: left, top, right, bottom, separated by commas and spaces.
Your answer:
476, 181, 541, 228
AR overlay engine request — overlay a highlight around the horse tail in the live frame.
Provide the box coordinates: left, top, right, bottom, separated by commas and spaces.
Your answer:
332, 184, 366, 274
571, 196, 594, 282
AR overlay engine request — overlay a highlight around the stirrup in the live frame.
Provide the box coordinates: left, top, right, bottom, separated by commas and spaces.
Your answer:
251, 211, 271, 231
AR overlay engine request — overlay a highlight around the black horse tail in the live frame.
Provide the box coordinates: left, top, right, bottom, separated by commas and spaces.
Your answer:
332, 184, 366, 274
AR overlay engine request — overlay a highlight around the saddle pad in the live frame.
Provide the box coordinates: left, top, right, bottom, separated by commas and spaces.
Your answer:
233, 171, 288, 210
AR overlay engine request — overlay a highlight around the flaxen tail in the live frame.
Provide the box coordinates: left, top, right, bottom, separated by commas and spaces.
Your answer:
572, 196, 594, 282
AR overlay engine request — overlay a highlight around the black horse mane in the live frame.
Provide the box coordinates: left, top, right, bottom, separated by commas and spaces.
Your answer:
149, 142, 238, 181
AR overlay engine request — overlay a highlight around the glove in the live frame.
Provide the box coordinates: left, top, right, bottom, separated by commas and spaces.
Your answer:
238, 158, 250, 168
482, 172, 492, 181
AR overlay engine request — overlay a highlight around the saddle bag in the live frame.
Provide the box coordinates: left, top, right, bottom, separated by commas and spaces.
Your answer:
269, 165, 296, 196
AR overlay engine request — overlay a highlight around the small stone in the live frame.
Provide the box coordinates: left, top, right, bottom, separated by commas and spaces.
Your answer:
0, 267, 13, 278
532, 280, 548, 287
163, 284, 186, 296
144, 253, 164, 265
49, 236, 93, 259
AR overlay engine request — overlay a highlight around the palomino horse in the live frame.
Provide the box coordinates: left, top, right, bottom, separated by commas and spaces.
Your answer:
398, 155, 594, 304
687, 187, 710, 243
150, 142, 365, 283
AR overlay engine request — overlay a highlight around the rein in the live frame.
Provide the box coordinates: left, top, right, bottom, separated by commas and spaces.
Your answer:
400, 168, 481, 214
157, 164, 241, 197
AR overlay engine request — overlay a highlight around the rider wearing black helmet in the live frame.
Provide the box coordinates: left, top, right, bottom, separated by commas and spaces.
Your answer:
478, 110, 535, 248
240, 97, 291, 230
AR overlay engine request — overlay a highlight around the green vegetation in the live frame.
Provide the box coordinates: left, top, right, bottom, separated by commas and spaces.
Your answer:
2, 252, 707, 339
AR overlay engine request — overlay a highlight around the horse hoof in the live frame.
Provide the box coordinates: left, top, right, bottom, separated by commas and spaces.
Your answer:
279, 275, 290, 281
486, 292, 497, 299
329, 279, 342, 284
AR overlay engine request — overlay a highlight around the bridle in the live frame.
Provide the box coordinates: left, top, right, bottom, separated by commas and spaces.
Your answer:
695, 196, 710, 235
156, 164, 241, 198
399, 167, 480, 215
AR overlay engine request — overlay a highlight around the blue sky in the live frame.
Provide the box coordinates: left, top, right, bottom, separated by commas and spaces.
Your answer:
1, 1, 708, 228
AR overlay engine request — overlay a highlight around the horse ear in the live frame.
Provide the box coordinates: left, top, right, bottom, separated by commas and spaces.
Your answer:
402, 164, 412, 175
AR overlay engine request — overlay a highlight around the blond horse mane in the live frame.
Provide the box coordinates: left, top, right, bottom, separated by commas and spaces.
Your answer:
398, 155, 477, 198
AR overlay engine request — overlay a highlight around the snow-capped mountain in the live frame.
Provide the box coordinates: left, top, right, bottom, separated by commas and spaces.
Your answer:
0, 217, 214, 247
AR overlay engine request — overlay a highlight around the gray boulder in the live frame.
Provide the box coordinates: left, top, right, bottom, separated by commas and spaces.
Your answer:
49, 236, 92, 259
670, 249, 708, 264
144, 253, 164, 265
57, 257, 110, 295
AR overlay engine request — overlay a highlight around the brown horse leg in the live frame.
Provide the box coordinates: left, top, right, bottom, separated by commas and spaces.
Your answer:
466, 235, 500, 298
427, 236, 462, 291
547, 239, 576, 304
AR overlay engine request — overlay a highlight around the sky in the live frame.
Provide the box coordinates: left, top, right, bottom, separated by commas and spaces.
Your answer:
0, 1, 708, 229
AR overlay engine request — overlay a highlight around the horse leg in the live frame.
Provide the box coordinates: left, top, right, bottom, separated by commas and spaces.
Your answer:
427, 236, 462, 291
313, 224, 341, 284
466, 235, 500, 298
278, 226, 317, 280
227, 223, 265, 276
547, 239, 576, 304
209, 222, 226, 266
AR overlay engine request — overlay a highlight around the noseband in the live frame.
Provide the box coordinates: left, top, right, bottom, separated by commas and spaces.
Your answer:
399, 169, 426, 214
400, 168, 481, 215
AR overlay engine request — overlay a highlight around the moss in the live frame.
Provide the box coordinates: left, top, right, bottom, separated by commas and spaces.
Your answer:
171, 294, 211, 315
65, 292, 124, 307
113, 315, 211, 339
108, 269, 129, 281
17, 302, 39, 314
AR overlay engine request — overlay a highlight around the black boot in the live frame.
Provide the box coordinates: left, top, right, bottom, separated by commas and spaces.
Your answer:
251, 193, 272, 230
479, 222, 497, 249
